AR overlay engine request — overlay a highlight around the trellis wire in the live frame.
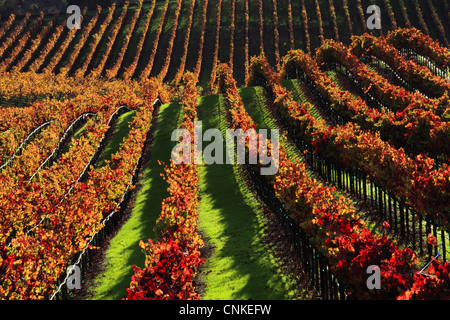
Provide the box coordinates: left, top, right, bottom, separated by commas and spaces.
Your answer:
259, 73, 449, 263
49, 98, 162, 300
0, 120, 52, 171
244, 162, 350, 300
28, 112, 96, 183
9, 105, 132, 245
399, 48, 449, 79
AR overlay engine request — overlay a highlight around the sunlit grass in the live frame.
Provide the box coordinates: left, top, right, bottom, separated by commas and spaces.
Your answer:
196, 93, 304, 300
86, 102, 181, 300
